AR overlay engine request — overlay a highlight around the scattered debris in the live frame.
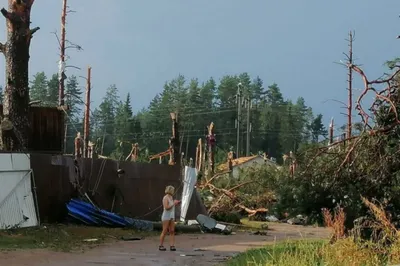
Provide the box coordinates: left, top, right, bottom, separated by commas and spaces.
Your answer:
287, 215, 307, 225
180, 254, 205, 257
152, 222, 202, 233
187, 220, 199, 226
261, 224, 269, 230
196, 214, 233, 235
251, 230, 268, 236
121, 236, 143, 241
83, 238, 98, 242
265, 215, 279, 222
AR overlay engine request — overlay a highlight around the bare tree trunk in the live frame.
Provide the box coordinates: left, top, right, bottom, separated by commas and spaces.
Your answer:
0, 0, 39, 151
207, 122, 216, 175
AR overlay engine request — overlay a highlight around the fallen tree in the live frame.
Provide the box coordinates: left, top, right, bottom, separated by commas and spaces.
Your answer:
199, 166, 277, 222
269, 57, 400, 228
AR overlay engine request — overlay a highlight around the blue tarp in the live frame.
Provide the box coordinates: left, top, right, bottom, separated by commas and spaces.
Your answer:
66, 199, 153, 231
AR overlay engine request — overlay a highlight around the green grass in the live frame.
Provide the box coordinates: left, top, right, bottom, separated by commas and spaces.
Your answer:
226, 240, 326, 266
225, 238, 399, 266
240, 218, 269, 230
0, 225, 156, 252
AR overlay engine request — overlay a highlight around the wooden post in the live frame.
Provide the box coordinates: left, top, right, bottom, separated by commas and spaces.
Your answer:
0, 0, 39, 151
59, 0, 67, 106
83, 66, 91, 157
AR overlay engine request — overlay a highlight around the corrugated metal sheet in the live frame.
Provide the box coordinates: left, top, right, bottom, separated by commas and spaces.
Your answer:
0, 153, 39, 229
0, 105, 64, 153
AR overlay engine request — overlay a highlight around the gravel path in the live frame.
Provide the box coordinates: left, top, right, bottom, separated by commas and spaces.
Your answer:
0, 223, 329, 266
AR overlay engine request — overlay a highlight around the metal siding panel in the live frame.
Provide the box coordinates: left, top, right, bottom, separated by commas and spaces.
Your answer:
17, 173, 38, 228
0, 154, 38, 229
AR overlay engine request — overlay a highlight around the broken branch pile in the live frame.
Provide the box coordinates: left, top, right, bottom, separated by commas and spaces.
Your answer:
198, 166, 277, 222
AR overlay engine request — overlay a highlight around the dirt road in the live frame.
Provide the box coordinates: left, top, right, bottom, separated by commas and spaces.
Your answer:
0, 223, 329, 266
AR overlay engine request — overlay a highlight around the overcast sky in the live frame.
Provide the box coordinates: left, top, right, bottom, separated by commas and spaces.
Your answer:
0, 0, 399, 133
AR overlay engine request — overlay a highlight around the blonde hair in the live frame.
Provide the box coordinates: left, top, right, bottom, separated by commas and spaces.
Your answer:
165, 185, 175, 195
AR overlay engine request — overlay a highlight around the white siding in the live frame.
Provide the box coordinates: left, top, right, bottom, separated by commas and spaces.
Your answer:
232, 157, 270, 179
0, 153, 39, 229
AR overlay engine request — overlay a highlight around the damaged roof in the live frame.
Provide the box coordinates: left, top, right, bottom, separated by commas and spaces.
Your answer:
217, 155, 260, 172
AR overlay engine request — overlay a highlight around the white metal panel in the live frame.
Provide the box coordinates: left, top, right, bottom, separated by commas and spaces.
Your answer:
0, 153, 38, 229
180, 166, 197, 222
0, 153, 30, 171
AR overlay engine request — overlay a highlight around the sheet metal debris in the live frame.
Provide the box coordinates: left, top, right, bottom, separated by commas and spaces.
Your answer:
66, 199, 153, 231
196, 214, 232, 234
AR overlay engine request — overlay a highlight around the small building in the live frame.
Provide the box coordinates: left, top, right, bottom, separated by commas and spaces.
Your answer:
217, 155, 275, 179
0, 105, 64, 153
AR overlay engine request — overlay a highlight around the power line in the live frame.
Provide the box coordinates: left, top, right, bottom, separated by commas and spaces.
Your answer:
65, 107, 315, 127
66, 128, 322, 139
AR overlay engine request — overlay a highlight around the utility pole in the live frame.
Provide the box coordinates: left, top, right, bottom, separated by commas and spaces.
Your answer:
245, 98, 251, 156
347, 31, 354, 139
329, 117, 334, 145
83, 66, 91, 158
235, 83, 242, 158
59, 0, 67, 106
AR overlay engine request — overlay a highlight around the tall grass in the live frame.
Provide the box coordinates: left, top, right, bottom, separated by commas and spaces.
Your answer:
227, 198, 400, 266
226, 240, 325, 266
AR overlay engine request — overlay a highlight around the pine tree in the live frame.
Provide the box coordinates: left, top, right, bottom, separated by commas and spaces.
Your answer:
65, 75, 83, 118
47, 74, 59, 106
64, 75, 83, 154
95, 84, 120, 156
310, 114, 327, 143
30, 72, 48, 105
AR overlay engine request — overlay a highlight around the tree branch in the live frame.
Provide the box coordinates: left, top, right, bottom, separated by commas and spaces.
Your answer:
0, 42, 5, 54
30, 27, 40, 36
0, 8, 22, 23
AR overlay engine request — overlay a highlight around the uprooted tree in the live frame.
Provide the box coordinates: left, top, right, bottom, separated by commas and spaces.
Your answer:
0, 0, 39, 151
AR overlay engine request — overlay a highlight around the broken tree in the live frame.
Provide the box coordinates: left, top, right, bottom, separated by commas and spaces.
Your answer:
195, 138, 203, 172
169, 112, 180, 165
0, 0, 39, 151
206, 122, 216, 175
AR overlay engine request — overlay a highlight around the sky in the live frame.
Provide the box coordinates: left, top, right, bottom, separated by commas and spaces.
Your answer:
0, 0, 399, 135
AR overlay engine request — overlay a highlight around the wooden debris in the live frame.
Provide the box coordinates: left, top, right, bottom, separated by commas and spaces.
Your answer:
126, 142, 139, 162
74, 132, 83, 158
